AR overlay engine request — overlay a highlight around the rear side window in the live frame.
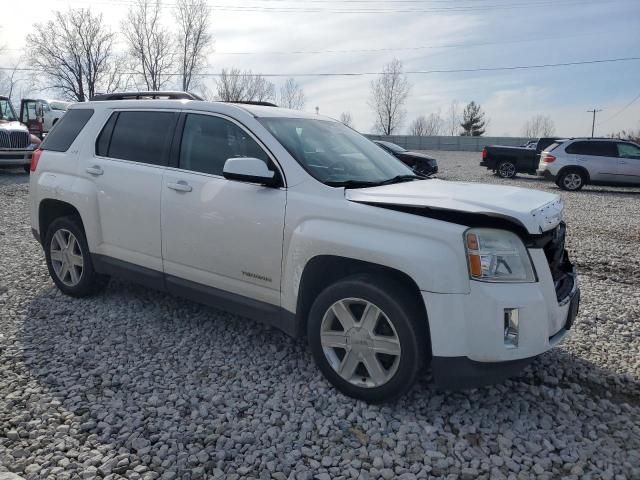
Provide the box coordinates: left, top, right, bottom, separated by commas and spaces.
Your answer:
565, 141, 617, 157
98, 111, 177, 166
41, 109, 94, 152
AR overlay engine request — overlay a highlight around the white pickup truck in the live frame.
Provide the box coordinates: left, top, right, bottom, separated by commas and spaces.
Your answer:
29, 93, 580, 402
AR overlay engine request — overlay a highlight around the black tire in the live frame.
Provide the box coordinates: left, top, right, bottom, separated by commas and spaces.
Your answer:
44, 216, 109, 297
496, 160, 517, 178
556, 168, 586, 191
307, 274, 426, 403
23, 165, 30, 173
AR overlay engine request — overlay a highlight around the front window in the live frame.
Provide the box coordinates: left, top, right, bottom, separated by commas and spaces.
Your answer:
0, 99, 18, 122
258, 117, 417, 187
617, 143, 640, 159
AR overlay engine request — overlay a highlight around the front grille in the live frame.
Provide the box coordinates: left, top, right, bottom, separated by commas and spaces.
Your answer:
0, 130, 30, 149
542, 222, 574, 302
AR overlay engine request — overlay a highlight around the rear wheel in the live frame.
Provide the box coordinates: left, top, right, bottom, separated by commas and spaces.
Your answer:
44, 216, 109, 296
307, 275, 425, 403
557, 169, 586, 191
497, 160, 517, 178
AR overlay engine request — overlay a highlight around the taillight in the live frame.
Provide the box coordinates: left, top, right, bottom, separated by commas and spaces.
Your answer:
482, 147, 488, 159
542, 153, 556, 163
30, 149, 42, 172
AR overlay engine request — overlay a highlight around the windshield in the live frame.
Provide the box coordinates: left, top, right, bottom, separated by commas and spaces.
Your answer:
377, 141, 407, 153
0, 99, 18, 122
259, 117, 415, 186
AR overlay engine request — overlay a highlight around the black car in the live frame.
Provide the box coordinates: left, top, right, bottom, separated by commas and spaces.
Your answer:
480, 137, 564, 178
373, 140, 438, 176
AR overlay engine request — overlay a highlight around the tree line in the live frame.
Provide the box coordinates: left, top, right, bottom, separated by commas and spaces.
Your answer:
3, 9, 633, 138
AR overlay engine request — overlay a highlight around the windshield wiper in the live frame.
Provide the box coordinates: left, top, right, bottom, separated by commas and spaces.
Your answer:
326, 174, 425, 189
325, 179, 379, 188
375, 174, 425, 185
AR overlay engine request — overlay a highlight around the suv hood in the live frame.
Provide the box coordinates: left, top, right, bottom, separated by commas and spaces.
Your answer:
345, 179, 563, 234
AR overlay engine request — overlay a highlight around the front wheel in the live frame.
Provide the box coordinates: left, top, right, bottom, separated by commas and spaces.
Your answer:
497, 160, 517, 178
44, 216, 109, 296
307, 275, 425, 403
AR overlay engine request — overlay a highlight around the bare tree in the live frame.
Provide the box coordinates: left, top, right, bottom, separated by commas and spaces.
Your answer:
176, 0, 213, 92
446, 100, 460, 136
522, 114, 556, 138
368, 58, 411, 135
216, 68, 275, 102
339, 112, 354, 129
0, 61, 22, 101
608, 128, 640, 143
26, 9, 119, 101
278, 78, 305, 110
123, 0, 175, 91
408, 113, 443, 136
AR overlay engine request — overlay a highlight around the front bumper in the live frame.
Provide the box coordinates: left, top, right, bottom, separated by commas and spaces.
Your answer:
423, 248, 579, 389
0, 150, 33, 167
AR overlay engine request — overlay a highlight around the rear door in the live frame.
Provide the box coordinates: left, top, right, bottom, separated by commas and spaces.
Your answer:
565, 141, 618, 182
88, 109, 178, 272
615, 142, 640, 184
161, 112, 286, 306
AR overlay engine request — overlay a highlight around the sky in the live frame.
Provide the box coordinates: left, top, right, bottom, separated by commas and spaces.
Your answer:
1, 0, 639, 136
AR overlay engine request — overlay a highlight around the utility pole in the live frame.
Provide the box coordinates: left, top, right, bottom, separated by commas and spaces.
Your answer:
587, 109, 602, 138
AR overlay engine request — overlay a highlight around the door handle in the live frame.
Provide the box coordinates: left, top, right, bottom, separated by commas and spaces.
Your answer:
86, 165, 104, 176
618, 160, 627, 164
167, 180, 193, 192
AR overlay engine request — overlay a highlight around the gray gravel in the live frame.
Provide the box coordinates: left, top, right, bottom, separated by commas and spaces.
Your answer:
1, 154, 639, 480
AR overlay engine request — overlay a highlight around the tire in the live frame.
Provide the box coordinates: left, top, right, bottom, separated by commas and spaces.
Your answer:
23, 165, 30, 173
307, 274, 426, 403
556, 169, 586, 191
497, 160, 517, 178
44, 216, 109, 297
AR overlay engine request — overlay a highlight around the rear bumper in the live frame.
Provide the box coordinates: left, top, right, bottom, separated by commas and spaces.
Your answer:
536, 169, 555, 179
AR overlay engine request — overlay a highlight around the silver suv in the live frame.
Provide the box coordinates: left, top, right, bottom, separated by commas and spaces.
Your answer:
537, 138, 640, 191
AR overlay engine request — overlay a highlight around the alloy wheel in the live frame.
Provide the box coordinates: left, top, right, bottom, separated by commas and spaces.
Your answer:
499, 162, 516, 178
563, 173, 582, 190
50, 229, 84, 286
320, 298, 401, 388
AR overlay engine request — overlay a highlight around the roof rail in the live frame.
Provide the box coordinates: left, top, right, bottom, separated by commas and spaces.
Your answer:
225, 101, 278, 107
90, 91, 203, 101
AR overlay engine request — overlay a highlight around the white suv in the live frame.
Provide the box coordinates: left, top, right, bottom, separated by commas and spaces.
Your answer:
29, 94, 580, 402
537, 138, 640, 191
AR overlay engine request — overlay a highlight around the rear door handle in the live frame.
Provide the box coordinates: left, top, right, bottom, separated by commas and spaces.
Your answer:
86, 165, 104, 176
167, 180, 193, 192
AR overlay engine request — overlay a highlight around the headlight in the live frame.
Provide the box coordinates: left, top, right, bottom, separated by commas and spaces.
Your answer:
464, 228, 535, 283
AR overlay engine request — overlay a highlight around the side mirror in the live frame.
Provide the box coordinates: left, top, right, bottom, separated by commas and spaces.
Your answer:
222, 157, 279, 187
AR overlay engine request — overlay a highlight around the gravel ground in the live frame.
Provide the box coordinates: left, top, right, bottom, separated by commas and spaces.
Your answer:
1, 152, 639, 480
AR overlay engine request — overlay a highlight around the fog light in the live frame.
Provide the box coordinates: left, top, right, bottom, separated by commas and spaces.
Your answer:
504, 308, 519, 348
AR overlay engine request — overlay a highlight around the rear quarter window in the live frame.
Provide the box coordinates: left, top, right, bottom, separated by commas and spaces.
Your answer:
40, 109, 94, 152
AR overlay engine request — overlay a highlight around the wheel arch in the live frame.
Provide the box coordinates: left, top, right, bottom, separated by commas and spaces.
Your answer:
557, 165, 590, 183
39, 199, 86, 243
295, 255, 430, 352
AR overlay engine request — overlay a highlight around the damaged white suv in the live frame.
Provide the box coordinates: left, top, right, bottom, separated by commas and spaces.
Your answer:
29, 93, 580, 402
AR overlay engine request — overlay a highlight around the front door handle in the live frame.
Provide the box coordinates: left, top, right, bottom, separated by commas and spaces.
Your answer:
167, 180, 193, 192
86, 165, 104, 176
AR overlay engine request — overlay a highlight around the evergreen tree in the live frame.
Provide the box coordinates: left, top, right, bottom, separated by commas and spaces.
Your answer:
460, 101, 487, 136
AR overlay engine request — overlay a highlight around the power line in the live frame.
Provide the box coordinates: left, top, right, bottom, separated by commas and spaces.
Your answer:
51, 0, 629, 14
596, 93, 640, 126
2, 56, 639, 77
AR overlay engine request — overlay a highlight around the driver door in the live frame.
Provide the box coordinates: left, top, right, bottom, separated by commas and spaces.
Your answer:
615, 142, 640, 184
161, 112, 286, 307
